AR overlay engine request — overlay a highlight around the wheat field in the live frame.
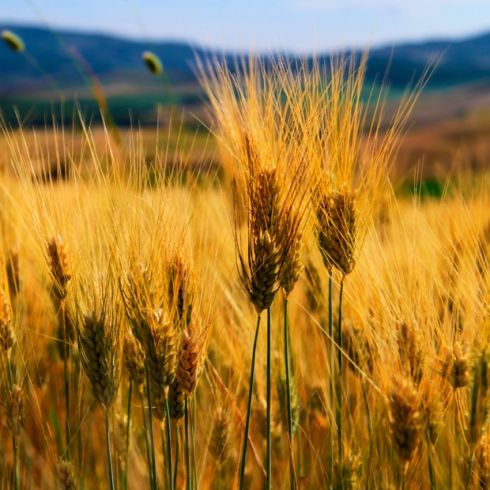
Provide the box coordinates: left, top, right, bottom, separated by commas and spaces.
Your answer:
0, 57, 489, 490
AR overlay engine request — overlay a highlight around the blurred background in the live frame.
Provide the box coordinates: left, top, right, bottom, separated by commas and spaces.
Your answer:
1, 0, 490, 186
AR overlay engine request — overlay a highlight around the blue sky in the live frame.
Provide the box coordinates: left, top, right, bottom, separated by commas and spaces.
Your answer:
3, 0, 490, 52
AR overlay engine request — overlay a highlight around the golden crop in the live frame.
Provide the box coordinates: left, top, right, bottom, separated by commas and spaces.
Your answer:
0, 57, 488, 490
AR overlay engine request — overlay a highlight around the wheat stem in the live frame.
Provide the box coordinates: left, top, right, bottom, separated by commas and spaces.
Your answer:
401, 463, 408, 490
297, 418, 303, 483
336, 276, 345, 471
61, 301, 71, 458
174, 426, 180, 490
140, 391, 153, 488
7, 356, 14, 388
450, 398, 462, 487
123, 381, 133, 490
145, 366, 158, 490
238, 314, 262, 490
428, 442, 436, 490
13, 435, 19, 490
465, 449, 475, 490
165, 396, 174, 490
362, 378, 373, 488
185, 396, 191, 490
192, 398, 197, 490
6, 351, 16, 490
267, 306, 272, 490
284, 297, 296, 490
105, 409, 115, 490
327, 271, 334, 488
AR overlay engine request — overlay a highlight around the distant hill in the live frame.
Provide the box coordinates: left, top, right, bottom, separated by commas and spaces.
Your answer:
365, 33, 490, 86
0, 25, 212, 92
1, 24, 490, 125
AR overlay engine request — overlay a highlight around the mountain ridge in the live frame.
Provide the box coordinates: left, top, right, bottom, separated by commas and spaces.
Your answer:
1, 23, 490, 93
1, 23, 489, 125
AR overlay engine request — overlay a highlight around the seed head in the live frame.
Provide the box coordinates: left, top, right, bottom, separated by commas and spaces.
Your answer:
209, 407, 231, 463
47, 236, 71, 301
122, 269, 180, 418
247, 229, 281, 312
123, 333, 145, 387
342, 317, 374, 374
1, 30, 25, 52
316, 189, 357, 275
78, 310, 122, 409
333, 450, 361, 490
277, 374, 300, 436
167, 254, 194, 327
144, 309, 178, 385
388, 377, 421, 462
175, 321, 208, 396
476, 431, 490, 489
441, 342, 469, 389
476, 220, 490, 278
55, 305, 76, 360
304, 259, 323, 313
56, 458, 77, 490
0, 289, 14, 354
168, 380, 185, 420
142, 51, 163, 75
397, 322, 424, 385
6, 250, 20, 301
420, 387, 442, 445
5, 384, 24, 437
237, 134, 306, 313
468, 350, 490, 446
242, 165, 283, 312
280, 221, 303, 296
250, 166, 280, 237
